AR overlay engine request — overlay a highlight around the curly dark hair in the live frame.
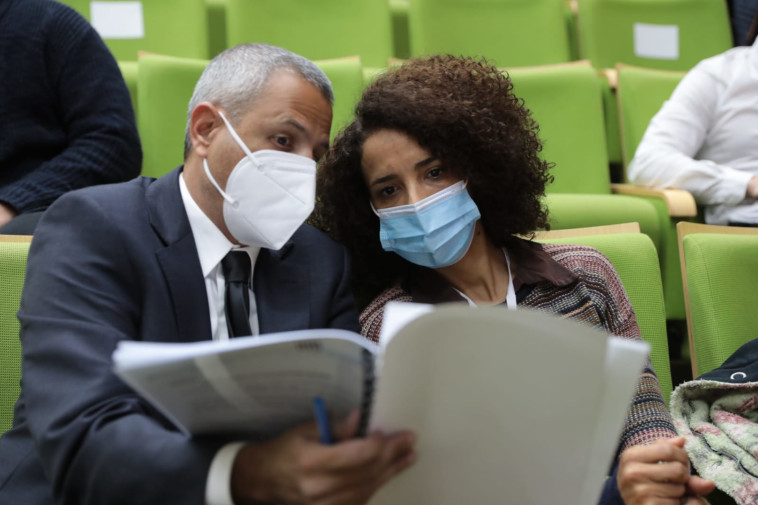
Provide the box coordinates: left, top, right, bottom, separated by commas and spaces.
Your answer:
311, 54, 552, 306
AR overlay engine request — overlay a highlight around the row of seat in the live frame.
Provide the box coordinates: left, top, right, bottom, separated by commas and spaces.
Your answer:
59, 0, 732, 72
4, 220, 749, 433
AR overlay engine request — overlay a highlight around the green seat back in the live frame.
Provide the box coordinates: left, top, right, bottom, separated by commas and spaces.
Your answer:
206, 0, 228, 58
599, 74, 622, 165
682, 233, 758, 376
408, 0, 571, 67
539, 233, 673, 402
508, 63, 609, 195
507, 62, 688, 320
390, 0, 411, 60
616, 67, 688, 321
578, 0, 732, 71
60, 0, 209, 61
117, 61, 139, 123
138, 54, 364, 178
225, 0, 392, 68
617, 66, 685, 172
138, 54, 208, 178
311, 58, 365, 138
0, 238, 31, 435
544, 193, 661, 251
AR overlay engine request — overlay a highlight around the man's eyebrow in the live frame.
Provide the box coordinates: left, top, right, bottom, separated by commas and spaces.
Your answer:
283, 118, 307, 133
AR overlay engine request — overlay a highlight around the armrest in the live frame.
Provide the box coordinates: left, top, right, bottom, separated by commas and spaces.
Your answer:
610, 183, 697, 218
599, 68, 618, 90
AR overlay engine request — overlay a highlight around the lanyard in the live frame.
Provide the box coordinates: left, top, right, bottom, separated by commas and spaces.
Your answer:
453, 248, 516, 310
504, 248, 516, 310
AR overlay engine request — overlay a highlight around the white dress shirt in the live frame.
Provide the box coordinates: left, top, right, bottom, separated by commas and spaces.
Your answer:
178, 174, 258, 505
627, 38, 758, 225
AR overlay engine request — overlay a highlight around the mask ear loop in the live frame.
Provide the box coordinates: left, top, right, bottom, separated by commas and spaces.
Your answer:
201, 109, 254, 209
217, 110, 257, 160
203, 158, 239, 208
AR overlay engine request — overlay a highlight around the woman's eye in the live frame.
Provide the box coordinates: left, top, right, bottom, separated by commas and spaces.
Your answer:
428, 167, 443, 178
379, 186, 397, 197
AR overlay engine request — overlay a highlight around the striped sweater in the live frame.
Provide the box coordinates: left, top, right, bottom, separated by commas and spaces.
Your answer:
361, 239, 676, 456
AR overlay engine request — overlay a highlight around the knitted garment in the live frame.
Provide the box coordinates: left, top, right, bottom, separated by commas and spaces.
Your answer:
0, 0, 141, 213
670, 381, 758, 505
361, 241, 677, 455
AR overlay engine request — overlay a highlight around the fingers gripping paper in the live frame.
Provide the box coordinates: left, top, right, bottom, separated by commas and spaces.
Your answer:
112, 303, 648, 504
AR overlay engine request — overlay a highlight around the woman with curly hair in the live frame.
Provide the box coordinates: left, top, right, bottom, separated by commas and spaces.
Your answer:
313, 55, 714, 505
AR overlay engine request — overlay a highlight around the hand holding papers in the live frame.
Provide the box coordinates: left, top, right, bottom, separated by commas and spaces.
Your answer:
113, 303, 649, 505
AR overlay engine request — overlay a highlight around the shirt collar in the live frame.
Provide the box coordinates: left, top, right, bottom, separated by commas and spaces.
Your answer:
406, 237, 577, 304
179, 172, 260, 278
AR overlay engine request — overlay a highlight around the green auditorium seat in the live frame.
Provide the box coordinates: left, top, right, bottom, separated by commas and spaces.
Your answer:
60, 0, 209, 61
577, 0, 732, 71
616, 64, 694, 322
389, 0, 411, 60
137, 54, 207, 178
0, 236, 32, 435
206, 0, 228, 58
616, 64, 686, 170
225, 0, 392, 68
508, 61, 693, 320
117, 61, 138, 123
677, 222, 758, 377
137, 53, 364, 178
537, 224, 673, 403
407, 0, 573, 67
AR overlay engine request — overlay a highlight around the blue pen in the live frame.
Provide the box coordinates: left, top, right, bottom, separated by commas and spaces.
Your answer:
312, 397, 333, 444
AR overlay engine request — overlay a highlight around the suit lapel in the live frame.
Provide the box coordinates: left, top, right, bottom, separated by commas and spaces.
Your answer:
147, 168, 212, 342
254, 242, 310, 334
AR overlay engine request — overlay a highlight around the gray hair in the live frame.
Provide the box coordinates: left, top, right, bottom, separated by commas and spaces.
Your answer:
183, 43, 334, 158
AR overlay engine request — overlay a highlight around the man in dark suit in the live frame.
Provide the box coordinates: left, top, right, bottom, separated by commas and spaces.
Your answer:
0, 43, 416, 505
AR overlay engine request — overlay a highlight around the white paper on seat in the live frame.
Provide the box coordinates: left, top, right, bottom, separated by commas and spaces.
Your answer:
634, 23, 679, 60
90, 1, 144, 39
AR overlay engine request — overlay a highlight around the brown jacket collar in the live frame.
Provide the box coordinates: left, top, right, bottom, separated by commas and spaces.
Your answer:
405, 237, 578, 304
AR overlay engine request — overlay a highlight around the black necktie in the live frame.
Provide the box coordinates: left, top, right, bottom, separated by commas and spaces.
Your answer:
221, 250, 253, 338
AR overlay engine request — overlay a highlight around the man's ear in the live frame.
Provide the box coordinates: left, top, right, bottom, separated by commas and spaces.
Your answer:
189, 102, 222, 159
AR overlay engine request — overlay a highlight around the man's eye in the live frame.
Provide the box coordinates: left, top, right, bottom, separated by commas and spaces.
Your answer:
428, 167, 443, 178
274, 136, 290, 147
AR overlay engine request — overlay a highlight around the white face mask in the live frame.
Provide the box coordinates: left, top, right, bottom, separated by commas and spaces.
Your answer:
203, 111, 317, 249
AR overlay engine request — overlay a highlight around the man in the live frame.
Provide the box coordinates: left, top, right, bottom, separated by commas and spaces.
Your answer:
627, 12, 758, 227
0, 0, 141, 234
0, 43, 415, 505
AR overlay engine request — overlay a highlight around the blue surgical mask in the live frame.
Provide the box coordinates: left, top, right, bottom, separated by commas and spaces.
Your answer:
371, 181, 481, 268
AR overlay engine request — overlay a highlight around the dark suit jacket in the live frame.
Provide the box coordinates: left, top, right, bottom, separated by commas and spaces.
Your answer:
0, 168, 359, 505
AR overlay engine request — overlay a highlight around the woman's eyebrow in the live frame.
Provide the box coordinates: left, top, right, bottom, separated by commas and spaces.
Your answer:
370, 174, 397, 187
414, 156, 437, 169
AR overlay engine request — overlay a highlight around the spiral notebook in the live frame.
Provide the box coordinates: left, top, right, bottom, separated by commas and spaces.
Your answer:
113, 303, 649, 505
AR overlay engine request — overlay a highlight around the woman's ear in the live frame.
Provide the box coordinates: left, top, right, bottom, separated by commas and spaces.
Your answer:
188, 102, 221, 159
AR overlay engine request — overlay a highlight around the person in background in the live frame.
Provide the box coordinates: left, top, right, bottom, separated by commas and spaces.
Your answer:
627, 9, 758, 227
0, 0, 141, 234
728, 0, 758, 45
313, 54, 715, 505
0, 43, 415, 505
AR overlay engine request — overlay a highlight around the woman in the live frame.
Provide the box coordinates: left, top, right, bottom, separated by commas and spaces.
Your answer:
313, 55, 713, 505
